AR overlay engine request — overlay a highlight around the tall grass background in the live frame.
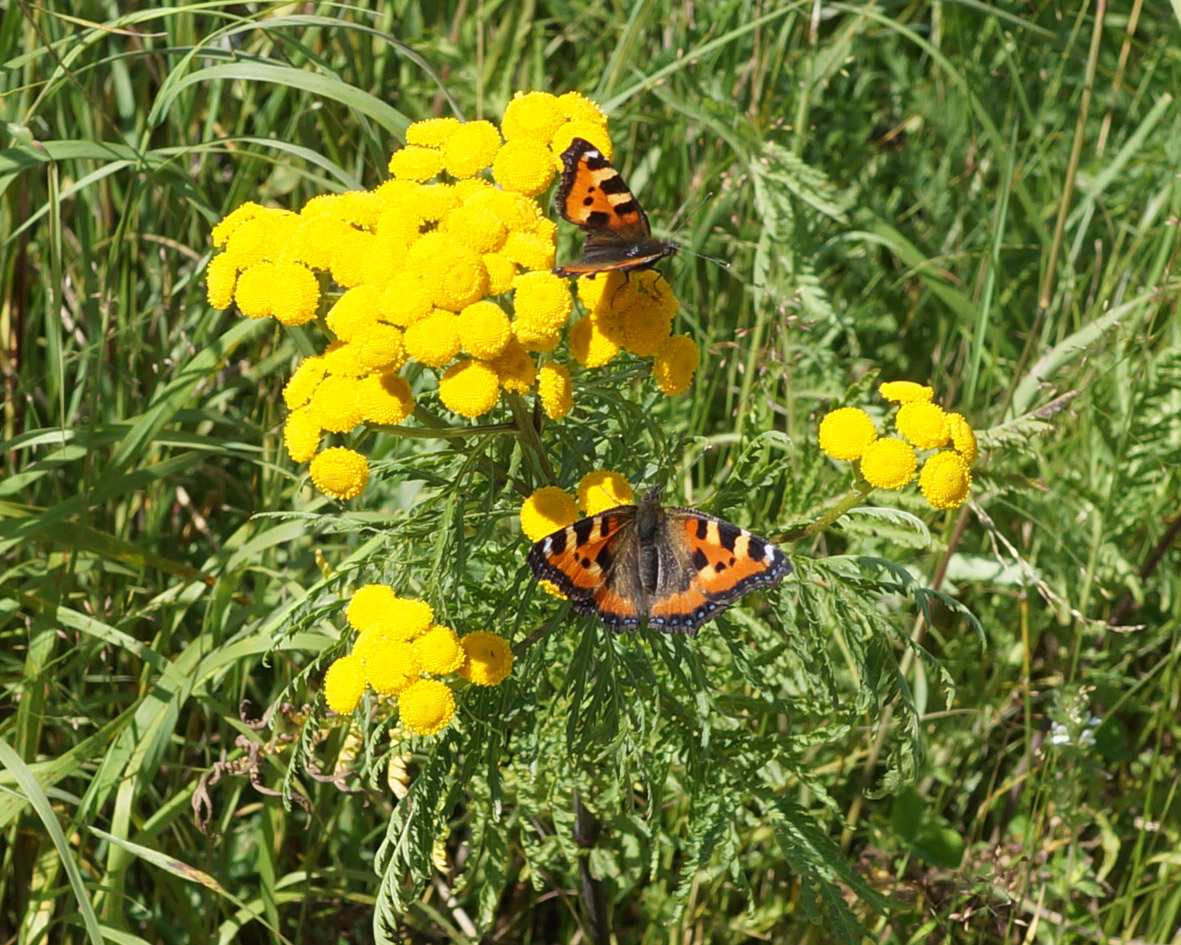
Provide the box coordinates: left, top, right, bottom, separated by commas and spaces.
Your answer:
2, 1, 1179, 942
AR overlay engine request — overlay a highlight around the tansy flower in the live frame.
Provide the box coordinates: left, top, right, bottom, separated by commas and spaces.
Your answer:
414, 240, 489, 311
465, 189, 540, 233
453, 177, 493, 200
212, 200, 264, 247
309, 447, 370, 500
512, 271, 572, 350
458, 301, 512, 359
578, 470, 633, 515
493, 138, 557, 196
442, 203, 508, 254
859, 438, 917, 490
364, 641, 420, 695
328, 228, 376, 289
283, 407, 321, 463
818, 407, 877, 461
323, 654, 366, 714
398, 679, 456, 736
405, 311, 462, 367
622, 306, 672, 357
360, 233, 409, 286
441, 120, 501, 178
353, 323, 408, 373
283, 356, 327, 409
308, 375, 364, 433
879, 381, 934, 404
550, 121, 612, 159
520, 485, 578, 541
482, 252, 518, 295
347, 584, 400, 631
439, 359, 501, 417
205, 253, 237, 309
406, 117, 461, 147
489, 339, 536, 393
327, 286, 381, 340
502, 231, 555, 271
569, 316, 619, 368
408, 182, 460, 222
557, 91, 608, 128
223, 215, 276, 269
538, 580, 567, 599
360, 372, 415, 425
895, 401, 949, 450
380, 272, 433, 326
919, 451, 973, 510
234, 262, 276, 318
945, 413, 978, 464
537, 362, 573, 420
321, 340, 367, 378
388, 145, 444, 181
352, 595, 434, 642
653, 335, 698, 395
459, 631, 513, 687
291, 215, 352, 271
414, 625, 466, 675
337, 191, 384, 228
501, 90, 566, 142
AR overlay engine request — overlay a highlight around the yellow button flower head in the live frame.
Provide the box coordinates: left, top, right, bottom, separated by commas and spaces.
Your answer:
309, 375, 363, 432
282, 356, 327, 409
441, 203, 507, 254
438, 359, 500, 417
309, 446, 370, 500
359, 372, 414, 425
326, 286, 380, 340
361, 233, 409, 287
493, 139, 557, 197
489, 338, 536, 393
409, 182, 461, 223
379, 272, 433, 326
520, 485, 578, 541
570, 316, 620, 368
234, 262, 276, 319
364, 640, 420, 695
458, 301, 512, 359
406, 117, 462, 147
512, 271, 572, 351
501, 230, 557, 271
322, 340, 367, 378
458, 631, 513, 687
501, 90, 566, 142
413, 625, 466, 675
550, 121, 612, 160
879, 380, 934, 404
354, 323, 408, 373
859, 438, 917, 490
818, 407, 877, 460
323, 654, 366, 714
270, 261, 321, 326
291, 215, 352, 271
405, 311, 462, 367
472, 252, 511, 296
283, 407, 321, 463
945, 413, 978, 464
466, 189, 541, 233
537, 362, 573, 421
347, 584, 399, 631
538, 580, 567, 600
206, 253, 237, 309
441, 120, 501, 178
919, 451, 972, 510
388, 145, 445, 182
622, 306, 673, 357
453, 177, 493, 200
224, 214, 275, 269
578, 470, 634, 515
212, 200, 264, 247
653, 335, 698, 395
895, 401, 949, 450
411, 236, 490, 311
557, 91, 608, 127
386, 597, 435, 636
337, 191, 384, 228
398, 679, 456, 737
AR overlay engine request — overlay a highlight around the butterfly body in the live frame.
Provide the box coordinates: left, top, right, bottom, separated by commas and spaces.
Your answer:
552, 138, 680, 278
529, 489, 790, 634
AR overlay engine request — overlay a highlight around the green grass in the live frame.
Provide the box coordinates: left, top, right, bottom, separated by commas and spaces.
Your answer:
3, 1, 1180, 943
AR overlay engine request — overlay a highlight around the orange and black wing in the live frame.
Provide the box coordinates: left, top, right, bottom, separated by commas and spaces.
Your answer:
528, 507, 643, 628
553, 138, 679, 277
645, 511, 791, 634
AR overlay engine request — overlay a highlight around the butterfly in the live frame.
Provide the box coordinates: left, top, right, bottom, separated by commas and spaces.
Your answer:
528, 489, 791, 634
552, 138, 681, 278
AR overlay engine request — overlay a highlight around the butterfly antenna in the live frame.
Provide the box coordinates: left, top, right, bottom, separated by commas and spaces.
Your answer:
668, 190, 730, 270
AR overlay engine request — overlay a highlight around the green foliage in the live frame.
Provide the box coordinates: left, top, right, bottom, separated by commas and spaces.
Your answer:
3, 2, 1181, 944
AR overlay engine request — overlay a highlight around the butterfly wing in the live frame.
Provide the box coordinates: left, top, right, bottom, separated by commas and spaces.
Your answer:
553, 138, 680, 277
645, 510, 792, 634
528, 506, 644, 628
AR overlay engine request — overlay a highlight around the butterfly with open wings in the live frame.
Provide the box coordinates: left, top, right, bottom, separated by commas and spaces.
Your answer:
528, 489, 790, 634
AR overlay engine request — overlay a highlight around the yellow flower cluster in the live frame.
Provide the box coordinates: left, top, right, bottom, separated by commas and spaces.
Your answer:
519, 469, 634, 542
321, 583, 514, 736
818, 382, 978, 510
207, 90, 622, 499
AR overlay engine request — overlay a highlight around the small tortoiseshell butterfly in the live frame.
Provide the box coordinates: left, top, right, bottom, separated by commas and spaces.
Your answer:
528, 489, 790, 634
552, 138, 680, 278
